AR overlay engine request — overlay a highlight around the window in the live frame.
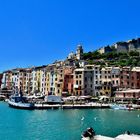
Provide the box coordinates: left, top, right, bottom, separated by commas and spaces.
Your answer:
76, 80, 78, 85
79, 81, 82, 85
75, 71, 82, 74
106, 92, 108, 95
76, 91, 78, 95
90, 77, 92, 81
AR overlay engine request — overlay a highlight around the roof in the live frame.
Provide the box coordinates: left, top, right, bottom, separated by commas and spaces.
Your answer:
131, 67, 140, 72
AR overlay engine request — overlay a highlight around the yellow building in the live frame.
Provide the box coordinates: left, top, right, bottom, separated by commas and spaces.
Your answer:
100, 67, 112, 96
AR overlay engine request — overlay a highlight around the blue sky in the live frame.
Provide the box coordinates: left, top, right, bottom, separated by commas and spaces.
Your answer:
0, 0, 140, 72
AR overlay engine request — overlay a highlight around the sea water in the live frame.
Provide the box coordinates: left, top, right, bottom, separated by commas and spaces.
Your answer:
0, 102, 140, 140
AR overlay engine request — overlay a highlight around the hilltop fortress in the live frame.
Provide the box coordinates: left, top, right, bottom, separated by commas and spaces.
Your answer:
98, 38, 140, 54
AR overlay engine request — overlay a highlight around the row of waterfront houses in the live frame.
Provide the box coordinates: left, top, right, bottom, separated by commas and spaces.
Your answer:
0, 45, 140, 99
1, 64, 140, 98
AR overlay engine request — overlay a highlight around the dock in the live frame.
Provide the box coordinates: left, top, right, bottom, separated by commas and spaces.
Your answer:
34, 103, 110, 109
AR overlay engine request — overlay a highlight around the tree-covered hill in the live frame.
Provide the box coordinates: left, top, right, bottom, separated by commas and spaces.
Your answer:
83, 51, 140, 67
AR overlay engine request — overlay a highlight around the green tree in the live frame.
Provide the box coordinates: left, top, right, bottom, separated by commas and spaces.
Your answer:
129, 51, 139, 57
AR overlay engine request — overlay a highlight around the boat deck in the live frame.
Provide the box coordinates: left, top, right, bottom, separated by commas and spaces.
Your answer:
82, 134, 140, 140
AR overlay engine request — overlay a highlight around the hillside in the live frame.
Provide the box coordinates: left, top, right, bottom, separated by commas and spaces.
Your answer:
83, 50, 140, 67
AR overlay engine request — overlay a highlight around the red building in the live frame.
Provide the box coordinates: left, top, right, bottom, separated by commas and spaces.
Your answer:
131, 67, 140, 89
120, 67, 131, 89
120, 67, 140, 89
62, 67, 74, 96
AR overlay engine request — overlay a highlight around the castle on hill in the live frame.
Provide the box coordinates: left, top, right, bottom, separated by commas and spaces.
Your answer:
98, 38, 140, 54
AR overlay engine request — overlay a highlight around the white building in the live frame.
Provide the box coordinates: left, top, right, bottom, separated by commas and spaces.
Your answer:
93, 65, 102, 96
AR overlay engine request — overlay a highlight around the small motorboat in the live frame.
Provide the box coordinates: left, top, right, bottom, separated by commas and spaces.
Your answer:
110, 104, 134, 110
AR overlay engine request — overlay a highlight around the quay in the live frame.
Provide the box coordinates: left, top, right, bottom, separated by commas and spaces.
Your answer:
34, 103, 110, 109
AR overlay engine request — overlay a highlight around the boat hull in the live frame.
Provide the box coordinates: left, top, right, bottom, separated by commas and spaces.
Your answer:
8, 100, 34, 110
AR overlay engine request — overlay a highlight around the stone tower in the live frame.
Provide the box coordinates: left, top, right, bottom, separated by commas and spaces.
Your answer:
76, 45, 83, 60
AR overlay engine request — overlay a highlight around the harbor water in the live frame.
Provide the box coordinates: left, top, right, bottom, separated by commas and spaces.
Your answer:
0, 102, 140, 140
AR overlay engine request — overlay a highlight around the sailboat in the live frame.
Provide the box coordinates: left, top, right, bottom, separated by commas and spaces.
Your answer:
8, 88, 34, 110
